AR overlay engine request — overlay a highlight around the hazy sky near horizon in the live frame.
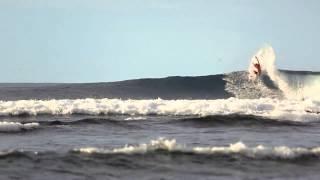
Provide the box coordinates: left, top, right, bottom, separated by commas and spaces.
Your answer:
0, 0, 320, 82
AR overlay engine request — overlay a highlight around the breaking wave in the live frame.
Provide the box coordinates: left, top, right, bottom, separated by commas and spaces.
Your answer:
74, 137, 320, 160
1, 138, 320, 164
0, 98, 319, 122
0, 121, 39, 132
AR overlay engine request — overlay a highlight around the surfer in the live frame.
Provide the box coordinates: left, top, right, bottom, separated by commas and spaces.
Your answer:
253, 56, 261, 76
248, 55, 262, 80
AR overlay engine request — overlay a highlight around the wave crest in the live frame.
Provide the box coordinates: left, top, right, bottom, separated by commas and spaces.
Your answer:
0, 121, 39, 132
76, 137, 178, 154
74, 138, 320, 160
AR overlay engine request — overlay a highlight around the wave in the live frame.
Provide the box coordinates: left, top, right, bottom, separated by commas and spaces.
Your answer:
0, 98, 319, 122
74, 138, 320, 160
0, 121, 39, 132
40, 118, 141, 130
0, 70, 319, 102
1, 138, 319, 161
0, 75, 231, 101
0, 115, 304, 132
173, 115, 307, 127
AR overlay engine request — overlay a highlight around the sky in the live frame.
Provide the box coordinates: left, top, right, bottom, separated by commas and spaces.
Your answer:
0, 0, 320, 82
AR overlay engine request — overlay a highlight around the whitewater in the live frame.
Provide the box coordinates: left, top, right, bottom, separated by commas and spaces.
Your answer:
0, 98, 319, 122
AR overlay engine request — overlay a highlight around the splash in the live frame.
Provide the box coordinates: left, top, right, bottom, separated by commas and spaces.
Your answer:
248, 45, 320, 100
248, 46, 291, 98
298, 75, 320, 100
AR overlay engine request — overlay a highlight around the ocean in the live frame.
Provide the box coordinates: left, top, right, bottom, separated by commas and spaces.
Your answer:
0, 69, 320, 180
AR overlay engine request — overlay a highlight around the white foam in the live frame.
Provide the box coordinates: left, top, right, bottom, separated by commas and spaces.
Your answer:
124, 116, 147, 121
74, 138, 320, 159
0, 98, 318, 122
193, 142, 320, 159
224, 71, 283, 99
77, 137, 179, 154
0, 121, 39, 132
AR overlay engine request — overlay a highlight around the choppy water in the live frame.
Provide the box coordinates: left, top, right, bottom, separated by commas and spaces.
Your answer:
1, 71, 320, 180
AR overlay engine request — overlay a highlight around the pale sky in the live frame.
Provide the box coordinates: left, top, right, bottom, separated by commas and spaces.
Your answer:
0, 0, 320, 82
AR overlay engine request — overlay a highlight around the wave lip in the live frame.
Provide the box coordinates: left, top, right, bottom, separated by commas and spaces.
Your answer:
73, 138, 320, 160
0, 121, 39, 132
